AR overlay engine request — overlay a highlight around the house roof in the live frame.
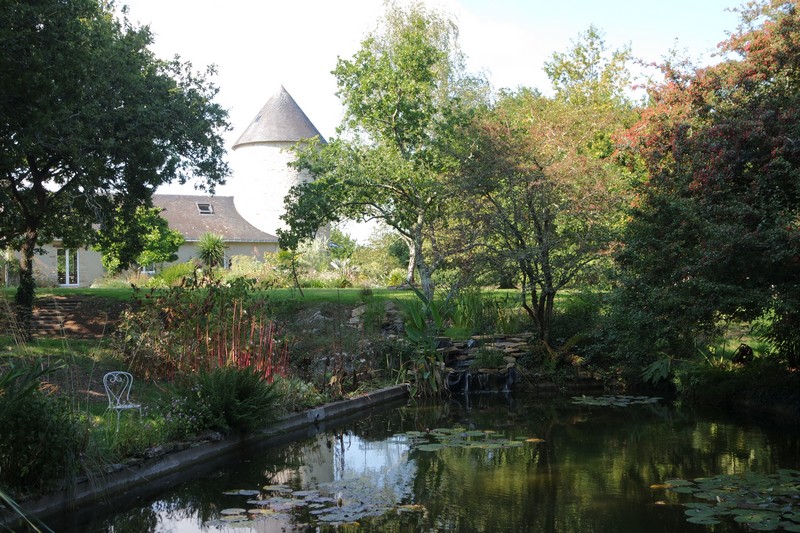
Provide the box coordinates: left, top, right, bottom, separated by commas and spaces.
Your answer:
232, 85, 325, 149
152, 194, 277, 243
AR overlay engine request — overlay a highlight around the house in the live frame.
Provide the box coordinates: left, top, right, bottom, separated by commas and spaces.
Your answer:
22, 86, 323, 288
151, 194, 278, 267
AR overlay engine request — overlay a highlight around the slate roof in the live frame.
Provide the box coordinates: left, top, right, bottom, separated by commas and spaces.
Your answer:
232, 85, 325, 149
152, 194, 277, 243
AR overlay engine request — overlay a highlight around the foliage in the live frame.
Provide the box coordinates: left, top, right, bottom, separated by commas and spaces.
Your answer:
95, 206, 184, 274
329, 227, 357, 260
282, 2, 488, 300
272, 376, 326, 413
458, 27, 636, 348
0, 362, 86, 495
660, 470, 800, 530
169, 367, 280, 435
146, 261, 197, 288
196, 233, 227, 269
469, 348, 505, 371
0, 0, 229, 338
117, 277, 288, 380
398, 287, 454, 396
673, 356, 800, 411
617, 0, 800, 366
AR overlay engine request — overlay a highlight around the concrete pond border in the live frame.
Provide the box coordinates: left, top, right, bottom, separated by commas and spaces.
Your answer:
6, 383, 410, 528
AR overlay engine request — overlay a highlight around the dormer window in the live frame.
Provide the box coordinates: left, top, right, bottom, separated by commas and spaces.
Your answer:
197, 202, 214, 215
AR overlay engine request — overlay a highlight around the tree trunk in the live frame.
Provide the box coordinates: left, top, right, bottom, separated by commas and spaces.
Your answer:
405, 240, 416, 287
15, 230, 37, 341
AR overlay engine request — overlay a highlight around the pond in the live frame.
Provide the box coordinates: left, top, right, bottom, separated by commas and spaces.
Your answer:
50, 393, 800, 532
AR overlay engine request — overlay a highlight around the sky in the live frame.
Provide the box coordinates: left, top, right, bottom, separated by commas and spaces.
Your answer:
118, 0, 743, 196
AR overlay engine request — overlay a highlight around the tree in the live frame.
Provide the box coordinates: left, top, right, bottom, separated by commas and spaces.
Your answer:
617, 0, 800, 364
0, 0, 229, 337
281, 1, 486, 300
459, 29, 636, 348
94, 206, 184, 274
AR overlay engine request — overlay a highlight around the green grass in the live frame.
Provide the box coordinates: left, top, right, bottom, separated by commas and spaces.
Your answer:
1, 287, 135, 301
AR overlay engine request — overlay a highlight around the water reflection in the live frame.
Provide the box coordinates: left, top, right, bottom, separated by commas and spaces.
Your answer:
51, 394, 799, 532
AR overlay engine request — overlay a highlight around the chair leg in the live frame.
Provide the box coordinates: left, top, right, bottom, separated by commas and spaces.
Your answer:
115, 409, 121, 432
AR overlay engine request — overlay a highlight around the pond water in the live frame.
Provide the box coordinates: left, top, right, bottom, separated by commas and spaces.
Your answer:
51, 393, 799, 532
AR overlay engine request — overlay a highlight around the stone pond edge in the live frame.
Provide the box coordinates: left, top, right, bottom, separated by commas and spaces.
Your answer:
11, 382, 411, 524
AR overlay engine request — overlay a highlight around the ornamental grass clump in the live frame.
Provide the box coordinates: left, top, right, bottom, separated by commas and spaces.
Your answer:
169, 367, 280, 435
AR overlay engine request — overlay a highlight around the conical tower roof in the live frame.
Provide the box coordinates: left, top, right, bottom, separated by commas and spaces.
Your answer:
232, 86, 325, 149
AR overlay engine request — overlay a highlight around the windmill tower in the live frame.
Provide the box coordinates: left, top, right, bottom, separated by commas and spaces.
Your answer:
230, 86, 325, 238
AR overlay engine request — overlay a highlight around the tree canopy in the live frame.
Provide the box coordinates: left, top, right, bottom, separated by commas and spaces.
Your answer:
281, 1, 487, 299
459, 28, 636, 347
0, 0, 230, 336
616, 0, 800, 363
94, 207, 184, 274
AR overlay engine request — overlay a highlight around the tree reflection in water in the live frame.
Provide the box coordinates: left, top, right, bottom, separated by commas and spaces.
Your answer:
49, 394, 798, 532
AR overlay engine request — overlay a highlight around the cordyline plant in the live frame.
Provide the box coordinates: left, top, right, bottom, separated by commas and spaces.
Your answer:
117, 274, 288, 381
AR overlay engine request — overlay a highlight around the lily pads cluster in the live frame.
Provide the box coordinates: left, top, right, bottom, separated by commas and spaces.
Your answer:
207, 473, 423, 528
396, 427, 545, 452
656, 469, 800, 531
571, 395, 662, 407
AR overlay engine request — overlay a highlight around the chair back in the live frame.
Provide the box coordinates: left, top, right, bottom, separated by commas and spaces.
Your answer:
103, 371, 135, 407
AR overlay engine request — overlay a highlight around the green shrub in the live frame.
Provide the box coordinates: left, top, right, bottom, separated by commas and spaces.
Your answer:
0, 363, 86, 495
147, 261, 197, 288
272, 376, 326, 413
170, 367, 280, 435
387, 268, 407, 287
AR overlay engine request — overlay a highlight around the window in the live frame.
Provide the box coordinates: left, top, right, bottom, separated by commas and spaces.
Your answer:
57, 248, 79, 285
197, 203, 214, 215
141, 263, 156, 275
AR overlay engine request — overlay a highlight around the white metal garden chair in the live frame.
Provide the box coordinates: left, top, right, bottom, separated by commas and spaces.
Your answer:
103, 371, 142, 431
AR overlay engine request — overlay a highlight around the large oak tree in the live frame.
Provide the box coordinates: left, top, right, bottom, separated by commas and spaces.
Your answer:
0, 0, 229, 337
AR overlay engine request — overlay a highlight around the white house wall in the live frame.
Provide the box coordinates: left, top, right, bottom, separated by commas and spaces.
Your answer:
174, 242, 278, 266
31, 244, 104, 288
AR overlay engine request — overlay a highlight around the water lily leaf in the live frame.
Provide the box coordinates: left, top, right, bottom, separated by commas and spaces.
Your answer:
686, 516, 721, 525
783, 524, 800, 532
293, 490, 320, 498
683, 503, 714, 510
223, 489, 261, 497
733, 511, 781, 524
417, 443, 446, 452
526, 438, 545, 444
248, 508, 277, 515
685, 508, 716, 518
262, 485, 293, 493
220, 508, 247, 515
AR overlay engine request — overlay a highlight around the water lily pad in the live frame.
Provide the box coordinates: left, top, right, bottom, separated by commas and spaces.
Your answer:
417, 443, 446, 452
222, 489, 261, 496
293, 490, 320, 498
220, 508, 247, 515
262, 484, 293, 493
248, 508, 277, 515
686, 516, 721, 525
571, 395, 662, 407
